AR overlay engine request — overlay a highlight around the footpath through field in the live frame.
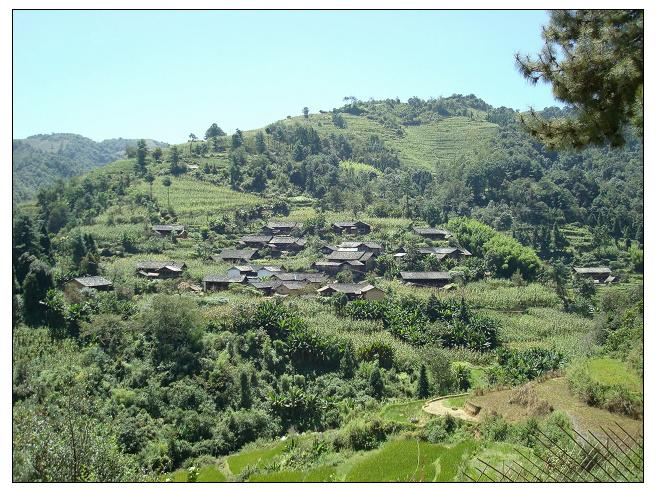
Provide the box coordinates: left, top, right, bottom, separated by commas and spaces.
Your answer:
422, 394, 480, 422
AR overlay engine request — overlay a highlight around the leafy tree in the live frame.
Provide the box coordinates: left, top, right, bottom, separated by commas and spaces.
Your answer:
332, 111, 346, 128
254, 131, 267, 153
162, 177, 172, 209
340, 342, 357, 379
416, 364, 430, 398
152, 147, 163, 163
13, 214, 41, 282
141, 295, 203, 378
516, 10, 643, 148
369, 366, 384, 399
169, 145, 183, 175
188, 133, 197, 152
551, 222, 568, 252
239, 370, 252, 409
205, 123, 226, 139
228, 150, 244, 190
145, 173, 155, 199
231, 129, 244, 149
22, 259, 54, 326
135, 139, 148, 175
71, 234, 87, 267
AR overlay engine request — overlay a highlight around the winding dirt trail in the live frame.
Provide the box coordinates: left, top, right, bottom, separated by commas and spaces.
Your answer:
422, 396, 480, 421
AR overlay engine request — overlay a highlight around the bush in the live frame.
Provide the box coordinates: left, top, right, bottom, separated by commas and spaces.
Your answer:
567, 361, 643, 418
424, 414, 459, 443
487, 347, 565, 385
333, 418, 397, 451
357, 340, 395, 369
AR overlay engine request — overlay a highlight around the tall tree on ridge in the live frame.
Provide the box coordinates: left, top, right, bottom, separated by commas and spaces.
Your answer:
516, 10, 643, 149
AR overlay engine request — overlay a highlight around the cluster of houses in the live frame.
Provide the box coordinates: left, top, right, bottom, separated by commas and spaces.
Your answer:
69, 220, 620, 300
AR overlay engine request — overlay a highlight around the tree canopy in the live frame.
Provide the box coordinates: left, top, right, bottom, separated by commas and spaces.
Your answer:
516, 10, 643, 149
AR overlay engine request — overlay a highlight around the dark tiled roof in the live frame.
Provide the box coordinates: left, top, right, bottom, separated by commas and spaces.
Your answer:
249, 280, 283, 289
240, 234, 273, 243
266, 221, 301, 229
314, 261, 344, 267
152, 224, 186, 232
574, 267, 612, 274
338, 241, 382, 250
333, 221, 370, 228
413, 227, 451, 236
400, 271, 452, 280
419, 247, 458, 255
228, 265, 257, 272
325, 250, 367, 261
278, 281, 309, 290
317, 282, 375, 294
203, 275, 246, 283
74, 276, 112, 287
136, 260, 186, 270
269, 236, 301, 244
273, 272, 327, 282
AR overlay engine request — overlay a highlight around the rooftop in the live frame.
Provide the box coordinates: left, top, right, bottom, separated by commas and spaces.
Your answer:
203, 275, 246, 283
136, 260, 186, 270
74, 276, 112, 287
400, 271, 452, 280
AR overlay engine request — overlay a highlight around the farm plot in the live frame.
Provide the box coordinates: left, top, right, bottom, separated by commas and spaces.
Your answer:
130, 176, 263, 225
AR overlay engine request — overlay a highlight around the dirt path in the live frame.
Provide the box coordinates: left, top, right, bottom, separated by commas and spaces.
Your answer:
422, 396, 479, 422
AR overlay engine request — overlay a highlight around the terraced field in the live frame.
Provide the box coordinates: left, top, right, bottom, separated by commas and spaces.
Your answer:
397, 117, 498, 170
129, 175, 263, 225
275, 113, 499, 171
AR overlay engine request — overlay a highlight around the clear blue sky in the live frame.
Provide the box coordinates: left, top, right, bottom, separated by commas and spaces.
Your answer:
13, 10, 558, 143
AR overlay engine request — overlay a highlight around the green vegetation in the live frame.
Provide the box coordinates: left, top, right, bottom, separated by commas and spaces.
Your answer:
13, 133, 167, 203
344, 439, 476, 482
227, 442, 287, 475
12, 91, 643, 482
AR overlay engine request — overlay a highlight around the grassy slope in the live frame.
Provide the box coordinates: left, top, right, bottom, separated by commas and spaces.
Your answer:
469, 378, 642, 436
277, 112, 498, 170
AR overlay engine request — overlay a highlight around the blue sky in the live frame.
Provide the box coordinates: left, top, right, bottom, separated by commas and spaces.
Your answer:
13, 10, 558, 143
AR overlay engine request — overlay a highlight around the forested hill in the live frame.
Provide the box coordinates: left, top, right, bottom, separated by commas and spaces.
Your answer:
20, 93, 643, 255
12, 133, 168, 202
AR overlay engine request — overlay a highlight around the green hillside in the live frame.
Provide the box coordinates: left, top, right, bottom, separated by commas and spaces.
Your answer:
12, 94, 643, 483
12, 133, 168, 202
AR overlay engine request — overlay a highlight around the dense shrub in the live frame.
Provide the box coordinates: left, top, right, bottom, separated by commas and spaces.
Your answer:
567, 362, 643, 418
333, 417, 399, 451
486, 347, 565, 385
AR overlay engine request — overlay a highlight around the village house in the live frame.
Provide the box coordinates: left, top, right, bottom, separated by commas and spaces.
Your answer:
268, 235, 307, 253
331, 221, 372, 235
262, 221, 302, 235
254, 265, 285, 278
337, 241, 383, 255
312, 260, 355, 275
152, 224, 188, 239
70, 276, 113, 291
316, 282, 385, 300
412, 227, 452, 240
268, 272, 328, 286
400, 271, 453, 288
136, 261, 187, 279
313, 249, 375, 277
213, 248, 259, 264
573, 267, 616, 283
227, 265, 259, 278
325, 250, 375, 265
418, 246, 472, 260
239, 234, 273, 248
247, 279, 314, 296
203, 274, 247, 292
